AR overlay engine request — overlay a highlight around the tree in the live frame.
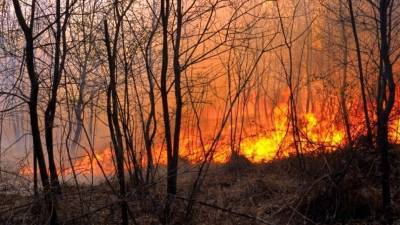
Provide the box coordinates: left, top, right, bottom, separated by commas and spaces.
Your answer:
159, 0, 176, 220
347, 0, 373, 146
339, 1, 352, 145
11, 0, 59, 224
103, 1, 135, 223
376, 0, 396, 224
44, 0, 73, 194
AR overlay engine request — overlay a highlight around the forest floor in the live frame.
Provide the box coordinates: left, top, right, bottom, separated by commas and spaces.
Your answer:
1, 144, 400, 225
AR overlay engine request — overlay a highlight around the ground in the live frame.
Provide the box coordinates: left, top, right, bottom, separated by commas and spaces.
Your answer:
1, 145, 400, 224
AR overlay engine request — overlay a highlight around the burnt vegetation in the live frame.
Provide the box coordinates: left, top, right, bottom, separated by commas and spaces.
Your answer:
0, 0, 400, 224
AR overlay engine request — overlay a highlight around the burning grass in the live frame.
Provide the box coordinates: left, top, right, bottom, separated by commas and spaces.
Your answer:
184, 145, 400, 225
1, 143, 400, 224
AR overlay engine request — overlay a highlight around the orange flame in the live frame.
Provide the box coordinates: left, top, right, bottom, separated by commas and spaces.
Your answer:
18, 96, 400, 179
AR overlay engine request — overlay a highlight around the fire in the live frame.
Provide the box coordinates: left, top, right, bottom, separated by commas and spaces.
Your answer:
20, 148, 116, 179
239, 106, 345, 163
240, 105, 288, 162
303, 113, 344, 147
67, 148, 115, 177
240, 135, 285, 163
18, 99, 400, 180
389, 117, 400, 142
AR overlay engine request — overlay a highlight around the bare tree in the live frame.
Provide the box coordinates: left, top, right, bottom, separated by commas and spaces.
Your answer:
276, 0, 305, 169
339, 1, 352, 145
376, 0, 396, 224
11, 0, 59, 223
44, 0, 74, 194
347, 0, 373, 146
102, 0, 136, 223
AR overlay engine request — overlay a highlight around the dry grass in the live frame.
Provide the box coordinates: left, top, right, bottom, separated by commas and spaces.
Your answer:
1, 145, 400, 225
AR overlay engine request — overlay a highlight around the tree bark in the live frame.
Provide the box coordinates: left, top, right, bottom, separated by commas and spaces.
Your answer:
159, 0, 175, 222
376, 1, 395, 224
12, 0, 59, 224
348, 0, 373, 146
104, 17, 128, 225
339, 2, 352, 145
44, 0, 65, 194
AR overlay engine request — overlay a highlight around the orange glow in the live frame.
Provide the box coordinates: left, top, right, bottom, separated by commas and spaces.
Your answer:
67, 148, 115, 177
20, 148, 116, 179
240, 105, 288, 162
18, 97, 400, 179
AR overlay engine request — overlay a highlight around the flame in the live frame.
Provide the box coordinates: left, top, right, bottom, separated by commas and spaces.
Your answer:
303, 113, 344, 147
239, 106, 345, 163
20, 148, 116, 179
18, 96, 400, 179
240, 105, 288, 162
68, 148, 115, 177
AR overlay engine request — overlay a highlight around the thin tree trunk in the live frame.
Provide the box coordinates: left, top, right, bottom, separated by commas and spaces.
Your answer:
44, 0, 63, 193
376, 1, 395, 224
159, 0, 175, 222
347, 0, 373, 146
168, 0, 183, 215
33, 150, 38, 196
339, 2, 352, 145
276, 1, 304, 170
104, 14, 130, 224
12, 1, 59, 223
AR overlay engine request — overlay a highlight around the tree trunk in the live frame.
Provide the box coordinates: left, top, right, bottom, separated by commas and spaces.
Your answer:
339, 2, 352, 145
12, 1, 59, 223
104, 19, 128, 225
376, 1, 395, 224
44, 0, 62, 193
348, 0, 373, 146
